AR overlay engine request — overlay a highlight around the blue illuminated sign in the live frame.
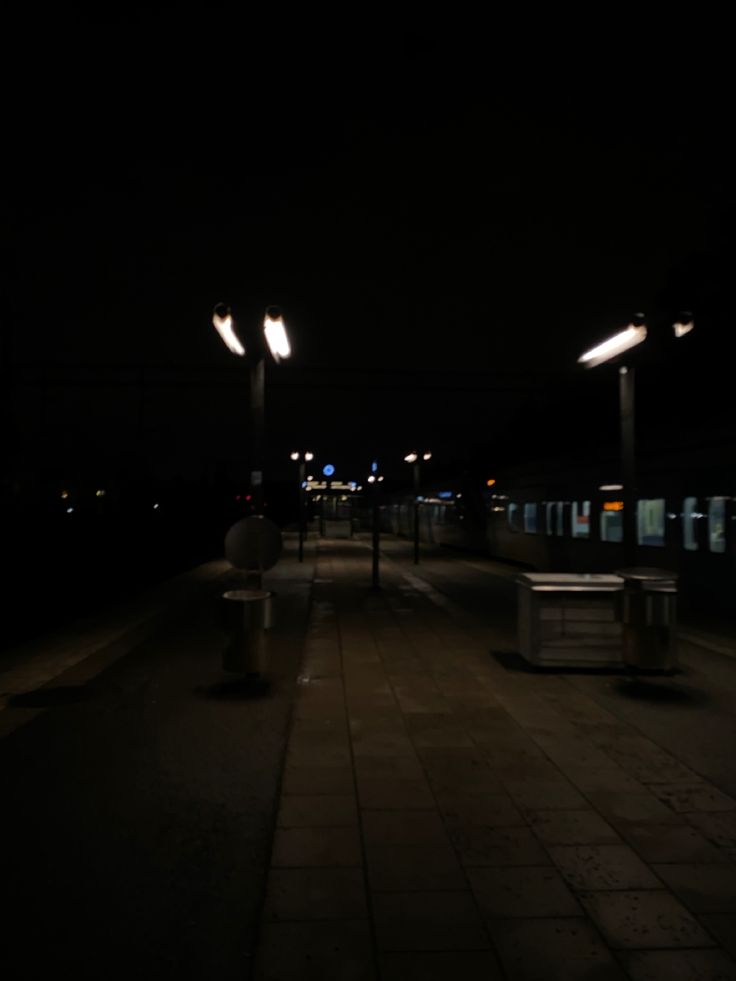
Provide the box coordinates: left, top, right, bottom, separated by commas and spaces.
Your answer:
371, 461, 378, 473
438, 491, 453, 499
323, 464, 335, 477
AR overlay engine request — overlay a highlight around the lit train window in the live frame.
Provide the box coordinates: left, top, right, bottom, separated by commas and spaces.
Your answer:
708, 497, 727, 553
637, 499, 665, 547
524, 503, 538, 533
683, 497, 699, 551
507, 502, 520, 531
545, 502, 555, 534
571, 501, 590, 538
600, 504, 623, 543
556, 501, 564, 536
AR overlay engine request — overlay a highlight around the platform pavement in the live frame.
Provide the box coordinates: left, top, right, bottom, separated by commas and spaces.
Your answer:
2, 535, 736, 978
253, 537, 736, 981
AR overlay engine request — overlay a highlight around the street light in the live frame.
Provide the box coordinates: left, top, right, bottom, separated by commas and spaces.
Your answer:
578, 312, 694, 565
404, 450, 432, 564
212, 303, 291, 513
290, 450, 314, 562
367, 466, 385, 589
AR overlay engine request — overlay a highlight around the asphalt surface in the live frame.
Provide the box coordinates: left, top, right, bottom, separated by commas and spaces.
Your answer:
0, 558, 311, 979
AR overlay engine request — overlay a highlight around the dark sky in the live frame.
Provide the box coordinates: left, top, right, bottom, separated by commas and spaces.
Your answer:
3, 12, 734, 484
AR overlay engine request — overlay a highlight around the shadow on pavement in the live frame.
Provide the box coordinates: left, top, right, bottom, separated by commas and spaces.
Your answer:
8, 685, 95, 708
195, 677, 273, 700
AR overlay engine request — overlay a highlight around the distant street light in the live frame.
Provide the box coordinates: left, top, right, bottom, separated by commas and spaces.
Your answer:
579, 312, 694, 565
404, 450, 432, 564
212, 303, 291, 513
368, 465, 385, 590
290, 450, 314, 562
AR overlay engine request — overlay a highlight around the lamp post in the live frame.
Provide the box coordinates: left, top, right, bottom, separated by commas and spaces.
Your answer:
578, 311, 694, 565
404, 451, 432, 564
289, 450, 314, 562
213, 303, 291, 514
367, 468, 385, 589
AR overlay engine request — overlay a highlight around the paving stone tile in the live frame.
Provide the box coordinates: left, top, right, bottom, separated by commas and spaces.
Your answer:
353, 754, 425, 781
282, 764, 355, 795
620, 823, 724, 863
361, 809, 448, 845
410, 727, 476, 748
579, 889, 715, 949
271, 827, 362, 867
253, 919, 376, 980
699, 914, 736, 960
437, 791, 523, 828
618, 948, 736, 981
366, 842, 467, 891
687, 811, 736, 849
286, 743, 352, 767
351, 732, 417, 757
379, 950, 504, 980
527, 809, 622, 845
649, 782, 736, 814
504, 779, 588, 812
561, 765, 647, 795
488, 917, 628, 981
586, 790, 683, 827
356, 777, 436, 810
652, 864, 736, 913
277, 795, 358, 828
372, 891, 490, 951
468, 865, 582, 918
601, 737, 697, 784
447, 825, 552, 867
262, 867, 368, 920
548, 845, 661, 890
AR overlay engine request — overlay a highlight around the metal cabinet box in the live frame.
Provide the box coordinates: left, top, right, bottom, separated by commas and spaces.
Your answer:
517, 573, 624, 668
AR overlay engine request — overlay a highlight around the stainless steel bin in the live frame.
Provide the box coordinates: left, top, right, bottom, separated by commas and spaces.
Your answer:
222, 589, 271, 675
517, 573, 624, 668
615, 567, 678, 671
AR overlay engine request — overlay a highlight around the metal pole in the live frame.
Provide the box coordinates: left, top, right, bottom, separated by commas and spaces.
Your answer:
371, 482, 380, 590
250, 355, 265, 515
620, 365, 636, 566
413, 461, 420, 564
298, 460, 305, 562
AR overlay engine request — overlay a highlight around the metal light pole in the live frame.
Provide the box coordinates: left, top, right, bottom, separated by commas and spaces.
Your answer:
404, 451, 431, 564
579, 312, 694, 566
213, 303, 291, 516
367, 470, 384, 589
290, 451, 314, 562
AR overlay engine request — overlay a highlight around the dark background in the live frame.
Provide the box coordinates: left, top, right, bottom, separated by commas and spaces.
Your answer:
1, 12, 734, 593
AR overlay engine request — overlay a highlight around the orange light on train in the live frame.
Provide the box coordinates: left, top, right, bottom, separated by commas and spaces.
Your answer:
486, 479, 496, 488
603, 501, 624, 511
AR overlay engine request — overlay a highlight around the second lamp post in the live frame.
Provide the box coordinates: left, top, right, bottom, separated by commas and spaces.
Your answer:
290, 451, 314, 562
404, 451, 432, 564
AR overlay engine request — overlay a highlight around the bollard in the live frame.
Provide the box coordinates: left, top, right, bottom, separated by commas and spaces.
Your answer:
222, 589, 271, 675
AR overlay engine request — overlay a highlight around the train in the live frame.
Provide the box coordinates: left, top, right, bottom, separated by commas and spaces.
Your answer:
378, 448, 736, 618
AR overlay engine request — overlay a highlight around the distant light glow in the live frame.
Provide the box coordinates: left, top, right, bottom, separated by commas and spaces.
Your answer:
153, 503, 160, 509
603, 501, 624, 511
377, 476, 384, 482
371, 461, 378, 473
599, 483, 624, 491
95, 489, 106, 498
305, 451, 314, 461
212, 310, 246, 356
290, 452, 300, 461
422, 452, 432, 461
61, 490, 70, 500
323, 464, 335, 477
486, 479, 496, 487
264, 312, 291, 362
578, 324, 647, 368
404, 452, 418, 463
367, 475, 376, 483
66, 507, 74, 514
438, 491, 453, 499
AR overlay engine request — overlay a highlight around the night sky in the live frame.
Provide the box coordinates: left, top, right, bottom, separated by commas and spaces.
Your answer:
3, 13, 734, 488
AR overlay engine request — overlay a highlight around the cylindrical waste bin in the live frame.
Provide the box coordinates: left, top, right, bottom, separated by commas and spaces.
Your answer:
615, 567, 678, 671
222, 589, 271, 675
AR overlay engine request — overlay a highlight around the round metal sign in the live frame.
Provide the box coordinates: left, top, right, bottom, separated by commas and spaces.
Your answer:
225, 516, 283, 571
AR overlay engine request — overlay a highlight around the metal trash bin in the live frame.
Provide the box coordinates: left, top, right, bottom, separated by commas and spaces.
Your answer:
222, 589, 271, 675
615, 567, 678, 671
